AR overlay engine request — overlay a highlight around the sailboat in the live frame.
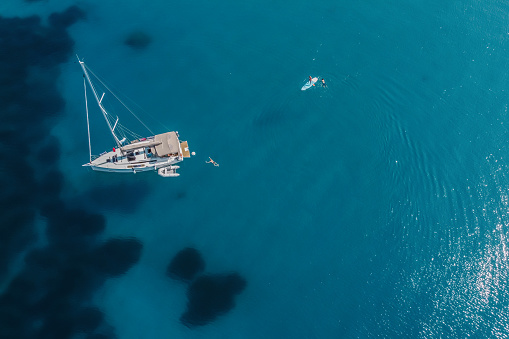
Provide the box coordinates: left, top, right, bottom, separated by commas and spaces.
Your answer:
78, 56, 191, 177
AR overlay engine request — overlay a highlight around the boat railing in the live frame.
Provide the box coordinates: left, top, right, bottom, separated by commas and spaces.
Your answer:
127, 136, 155, 145
94, 151, 108, 159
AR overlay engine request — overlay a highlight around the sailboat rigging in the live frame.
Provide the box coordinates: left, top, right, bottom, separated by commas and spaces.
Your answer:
78, 56, 191, 177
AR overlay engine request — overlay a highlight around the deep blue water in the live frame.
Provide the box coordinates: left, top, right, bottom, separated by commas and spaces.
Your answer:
2, 0, 509, 338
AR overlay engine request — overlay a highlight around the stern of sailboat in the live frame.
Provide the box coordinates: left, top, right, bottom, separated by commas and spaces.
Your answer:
180, 141, 191, 158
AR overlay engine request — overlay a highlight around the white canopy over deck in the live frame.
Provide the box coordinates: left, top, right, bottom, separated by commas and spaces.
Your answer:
154, 132, 180, 157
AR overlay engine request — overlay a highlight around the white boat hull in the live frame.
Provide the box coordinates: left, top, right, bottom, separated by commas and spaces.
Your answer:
84, 147, 182, 174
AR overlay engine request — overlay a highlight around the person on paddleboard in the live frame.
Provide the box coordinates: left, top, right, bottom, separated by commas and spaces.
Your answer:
309, 76, 315, 86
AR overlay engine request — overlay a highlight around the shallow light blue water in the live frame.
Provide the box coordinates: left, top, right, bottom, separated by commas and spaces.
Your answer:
2, 0, 509, 337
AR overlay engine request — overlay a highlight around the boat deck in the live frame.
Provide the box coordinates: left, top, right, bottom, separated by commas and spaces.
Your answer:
181, 141, 191, 158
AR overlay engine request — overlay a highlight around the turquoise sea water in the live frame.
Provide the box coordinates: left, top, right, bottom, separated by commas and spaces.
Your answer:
3, 0, 509, 337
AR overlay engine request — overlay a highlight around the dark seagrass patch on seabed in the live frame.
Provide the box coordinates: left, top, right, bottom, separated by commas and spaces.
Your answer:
166, 248, 247, 327
167, 247, 205, 283
181, 272, 247, 327
0, 7, 147, 339
124, 31, 152, 50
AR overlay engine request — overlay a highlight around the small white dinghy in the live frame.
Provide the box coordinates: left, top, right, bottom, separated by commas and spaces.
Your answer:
158, 166, 180, 177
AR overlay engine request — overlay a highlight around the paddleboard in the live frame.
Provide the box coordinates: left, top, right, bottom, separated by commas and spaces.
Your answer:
301, 77, 318, 91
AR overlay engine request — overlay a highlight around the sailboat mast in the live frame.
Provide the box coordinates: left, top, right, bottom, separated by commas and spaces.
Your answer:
77, 56, 121, 148
83, 77, 92, 162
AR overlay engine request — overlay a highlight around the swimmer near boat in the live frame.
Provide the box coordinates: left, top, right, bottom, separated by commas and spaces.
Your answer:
206, 157, 219, 167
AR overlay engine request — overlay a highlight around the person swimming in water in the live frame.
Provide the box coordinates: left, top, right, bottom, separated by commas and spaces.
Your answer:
321, 78, 327, 87
206, 157, 219, 167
